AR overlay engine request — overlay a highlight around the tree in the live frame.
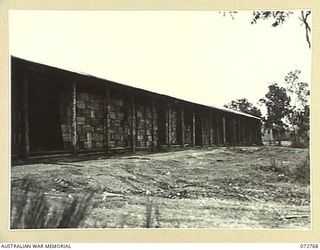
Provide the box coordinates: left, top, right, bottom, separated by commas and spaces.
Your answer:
251, 11, 311, 48
260, 83, 291, 127
259, 83, 291, 145
288, 106, 309, 145
284, 70, 310, 146
285, 70, 310, 109
299, 11, 312, 49
258, 71, 310, 147
224, 98, 262, 118
220, 10, 312, 48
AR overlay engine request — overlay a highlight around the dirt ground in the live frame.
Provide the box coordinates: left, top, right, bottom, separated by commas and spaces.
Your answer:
11, 146, 310, 229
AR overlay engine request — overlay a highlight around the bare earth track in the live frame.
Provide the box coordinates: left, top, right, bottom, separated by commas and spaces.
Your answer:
11, 146, 310, 229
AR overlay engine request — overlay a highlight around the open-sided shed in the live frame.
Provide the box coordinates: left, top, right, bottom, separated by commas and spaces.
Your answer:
11, 56, 262, 161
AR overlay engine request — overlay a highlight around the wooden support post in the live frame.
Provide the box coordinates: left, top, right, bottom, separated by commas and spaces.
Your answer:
211, 112, 215, 145
22, 74, 30, 161
131, 96, 136, 153
144, 105, 148, 147
167, 104, 171, 148
238, 118, 241, 145
252, 122, 256, 144
257, 120, 263, 145
135, 101, 139, 149
222, 115, 226, 145
104, 88, 110, 154
252, 122, 255, 145
238, 119, 241, 144
192, 109, 196, 147
248, 121, 252, 145
209, 111, 212, 147
201, 116, 205, 147
216, 114, 220, 146
151, 99, 155, 151
237, 120, 240, 144
164, 107, 168, 146
71, 81, 77, 155
242, 117, 246, 145
256, 122, 259, 144
255, 121, 259, 145
232, 118, 237, 145
180, 107, 185, 148
253, 122, 256, 145
244, 119, 248, 145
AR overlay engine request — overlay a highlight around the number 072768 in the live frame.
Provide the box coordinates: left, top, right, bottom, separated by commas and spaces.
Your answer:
300, 244, 319, 249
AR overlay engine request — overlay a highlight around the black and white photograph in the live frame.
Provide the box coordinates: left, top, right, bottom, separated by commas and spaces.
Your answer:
9, 10, 311, 230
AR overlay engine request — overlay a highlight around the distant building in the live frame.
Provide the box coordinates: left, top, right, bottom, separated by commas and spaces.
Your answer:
261, 124, 290, 145
11, 56, 262, 161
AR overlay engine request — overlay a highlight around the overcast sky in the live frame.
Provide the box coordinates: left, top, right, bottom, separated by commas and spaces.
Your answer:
9, 10, 311, 111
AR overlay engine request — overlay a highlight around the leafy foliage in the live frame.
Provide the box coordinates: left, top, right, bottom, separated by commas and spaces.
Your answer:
285, 70, 310, 109
250, 10, 311, 48
224, 98, 262, 118
293, 153, 310, 184
284, 70, 310, 146
259, 70, 310, 147
221, 10, 311, 48
259, 83, 291, 128
251, 11, 294, 27
218, 11, 238, 20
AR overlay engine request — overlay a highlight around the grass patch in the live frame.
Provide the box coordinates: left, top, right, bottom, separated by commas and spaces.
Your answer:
11, 179, 94, 229
292, 154, 310, 185
145, 196, 161, 228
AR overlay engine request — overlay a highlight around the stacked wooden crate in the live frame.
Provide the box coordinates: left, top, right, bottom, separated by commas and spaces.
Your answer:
75, 91, 105, 149
136, 104, 155, 148
169, 108, 178, 145
108, 96, 130, 148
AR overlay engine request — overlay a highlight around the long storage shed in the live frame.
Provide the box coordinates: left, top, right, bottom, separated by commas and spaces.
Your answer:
11, 56, 262, 161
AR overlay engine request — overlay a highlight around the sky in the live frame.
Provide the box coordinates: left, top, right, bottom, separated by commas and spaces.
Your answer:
9, 10, 311, 112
